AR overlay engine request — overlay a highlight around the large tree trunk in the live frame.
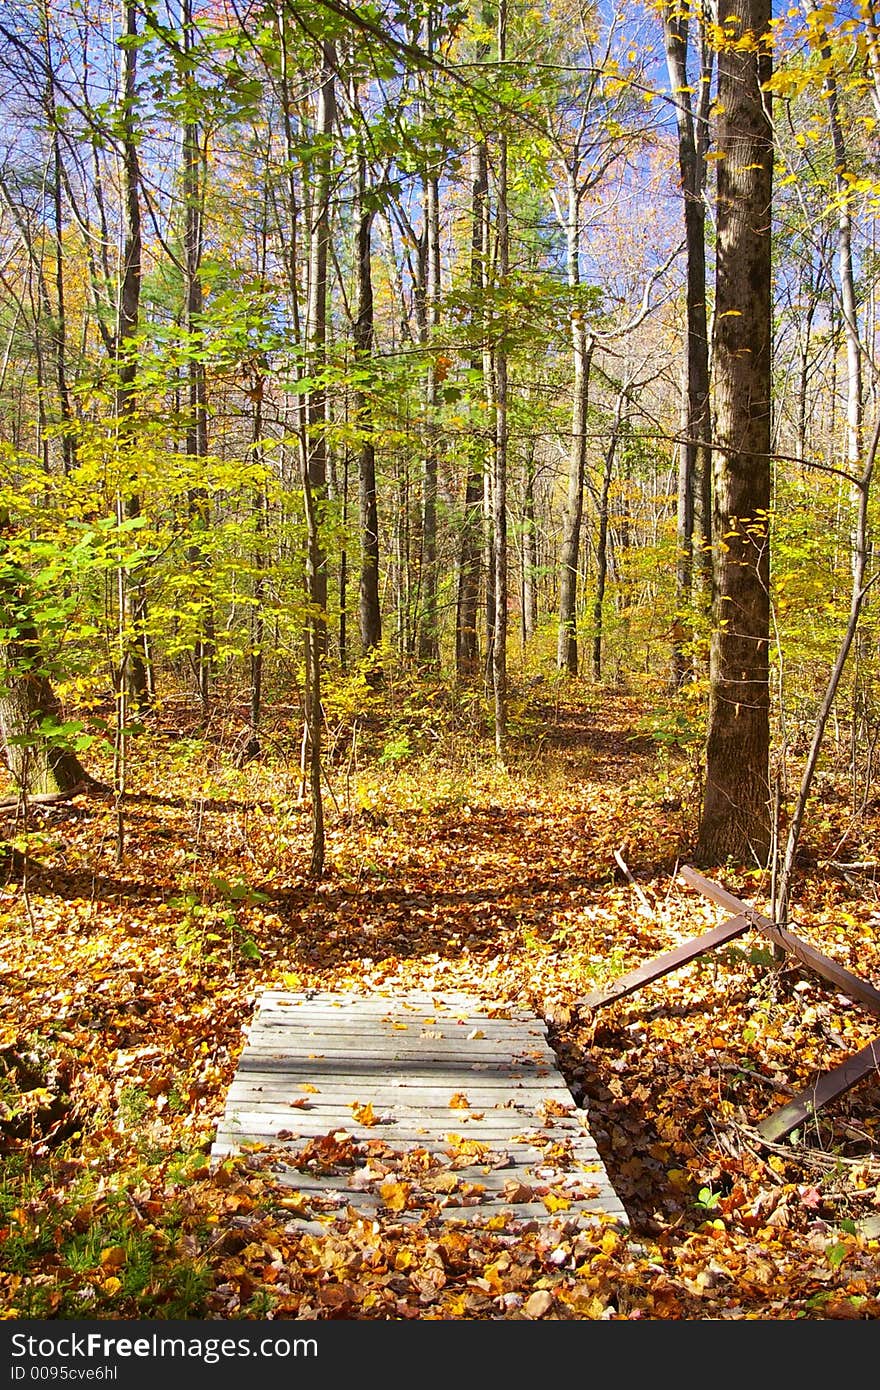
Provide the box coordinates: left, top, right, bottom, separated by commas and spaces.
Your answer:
492, 2, 509, 757
0, 666, 86, 797
0, 551, 88, 796
697, 0, 773, 865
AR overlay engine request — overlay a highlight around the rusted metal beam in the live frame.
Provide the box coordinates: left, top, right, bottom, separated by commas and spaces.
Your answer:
678, 866, 880, 1022
757, 1038, 880, 1143
577, 914, 752, 1011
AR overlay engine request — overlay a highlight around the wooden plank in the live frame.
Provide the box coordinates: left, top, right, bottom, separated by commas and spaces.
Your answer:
227, 1084, 573, 1104
577, 913, 752, 1010
254, 1010, 546, 1031
212, 990, 627, 1226
679, 866, 880, 1021
213, 1127, 600, 1152
756, 1037, 880, 1142
242, 1034, 556, 1055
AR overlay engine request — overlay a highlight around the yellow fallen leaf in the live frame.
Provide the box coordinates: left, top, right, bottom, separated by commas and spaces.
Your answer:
380, 1178, 410, 1212
99, 1246, 126, 1271
300, 1084, 319, 1094
542, 1192, 570, 1214
449, 1091, 470, 1109
351, 1101, 377, 1126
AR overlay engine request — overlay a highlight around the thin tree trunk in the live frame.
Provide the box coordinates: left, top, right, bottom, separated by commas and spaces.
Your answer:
557, 244, 593, 677
116, 0, 149, 708
353, 151, 382, 664
456, 139, 488, 683
522, 444, 538, 645
418, 166, 441, 667
592, 395, 625, 682
182, 0, 212, 714
663, 1, 713, 687
305, 41, 336, 644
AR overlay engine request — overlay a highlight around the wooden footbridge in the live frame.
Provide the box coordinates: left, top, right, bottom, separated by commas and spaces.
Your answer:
212, 989, 628, 1227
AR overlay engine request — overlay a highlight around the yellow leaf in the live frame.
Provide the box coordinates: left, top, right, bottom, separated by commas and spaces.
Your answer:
601, 1229, 618, 1256
300, 1084, 319, 1094
380, 1179, 410, 1212
542, 1192, 570, 1213
99, 1246, 126, 1271
351, 1100, 377, 1126
449, 1092, 470, 1109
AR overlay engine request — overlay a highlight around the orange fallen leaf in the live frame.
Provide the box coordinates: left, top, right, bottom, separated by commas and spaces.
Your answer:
449, 1091, 470, 1109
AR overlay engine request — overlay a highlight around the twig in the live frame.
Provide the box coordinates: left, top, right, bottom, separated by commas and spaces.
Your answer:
614, 849, 653, 915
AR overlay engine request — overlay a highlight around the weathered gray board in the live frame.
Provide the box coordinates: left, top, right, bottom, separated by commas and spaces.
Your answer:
212, 989, 628, 1227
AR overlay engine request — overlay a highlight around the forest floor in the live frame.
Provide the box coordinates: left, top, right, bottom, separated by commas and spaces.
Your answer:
2, 679, 880, 1321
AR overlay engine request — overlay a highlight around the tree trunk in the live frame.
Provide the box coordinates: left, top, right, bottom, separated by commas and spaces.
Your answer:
182, 0, 212, 714
305, 41, 336, 643
0, 549, 88, 796
354, 164, 382, 664
592, 396, 625, 682
492, 2, 509, 758
697, 0, 773, 865
456, 140, 488, 683
418, 168, 441, 668
117, 0, 150, 708
522, 444, 538, 645
663, 2, 713, 687
557, 165, 593, 675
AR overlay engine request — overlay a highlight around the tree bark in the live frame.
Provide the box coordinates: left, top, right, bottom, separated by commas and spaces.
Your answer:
492, 1, 509, 757
305, 40, 336, 643
663, 1, 713, 687
456, 139, 488, 683
0, 548, 88, 797
697, 0, 773, 865
116, 0, 150, 708
353, 148, 382, 664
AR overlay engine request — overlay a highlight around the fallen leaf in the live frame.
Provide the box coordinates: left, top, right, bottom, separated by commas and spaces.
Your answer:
380, 1179, 411, 1212
351, 1101, 378, 1126
525, 1290, 554, 1319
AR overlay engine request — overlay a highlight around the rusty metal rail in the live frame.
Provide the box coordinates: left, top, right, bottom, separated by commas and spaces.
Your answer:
577, 866, 880, 1142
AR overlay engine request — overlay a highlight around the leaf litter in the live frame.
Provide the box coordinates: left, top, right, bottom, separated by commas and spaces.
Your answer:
1, 689, 879, 1319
